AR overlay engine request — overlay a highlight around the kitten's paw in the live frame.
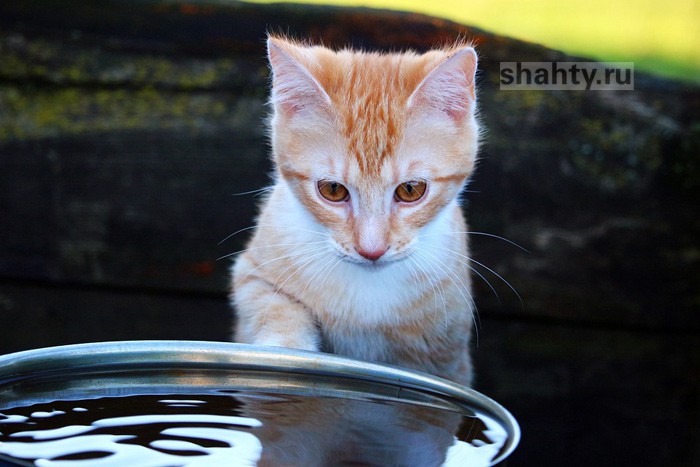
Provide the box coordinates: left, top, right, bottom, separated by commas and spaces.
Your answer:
253, 335, 319, 352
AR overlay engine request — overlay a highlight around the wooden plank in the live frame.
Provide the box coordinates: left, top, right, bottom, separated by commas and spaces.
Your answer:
0, 282, 231, 356
0, 130, 270, 293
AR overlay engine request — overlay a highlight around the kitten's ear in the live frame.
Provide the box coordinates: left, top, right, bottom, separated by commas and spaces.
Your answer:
408, 48, 477, 122
267, 38, 332, 118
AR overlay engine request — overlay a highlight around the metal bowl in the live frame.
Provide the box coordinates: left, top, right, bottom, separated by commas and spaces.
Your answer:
0, 341, 519, 466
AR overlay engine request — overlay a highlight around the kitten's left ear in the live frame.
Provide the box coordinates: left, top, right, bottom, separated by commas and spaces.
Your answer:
267, 38, 333, 119
408, 48, 477, 122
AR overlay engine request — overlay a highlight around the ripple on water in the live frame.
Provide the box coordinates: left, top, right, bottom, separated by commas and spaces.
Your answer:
0, 393, 507, 466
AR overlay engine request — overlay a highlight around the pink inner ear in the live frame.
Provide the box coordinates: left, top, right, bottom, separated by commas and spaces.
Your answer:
267, 40, 332, 118
409, 48, 478, 122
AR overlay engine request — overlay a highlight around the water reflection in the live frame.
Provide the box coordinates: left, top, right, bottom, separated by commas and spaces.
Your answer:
0, 392, 507, 466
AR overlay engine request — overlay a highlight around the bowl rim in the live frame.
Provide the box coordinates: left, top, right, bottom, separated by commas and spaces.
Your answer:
0, 340, 520, 464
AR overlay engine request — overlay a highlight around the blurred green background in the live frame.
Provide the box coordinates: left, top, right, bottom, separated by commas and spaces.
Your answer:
250, 0, 700, 82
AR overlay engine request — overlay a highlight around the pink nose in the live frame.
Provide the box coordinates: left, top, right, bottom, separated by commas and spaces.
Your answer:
356, 247, 387, 261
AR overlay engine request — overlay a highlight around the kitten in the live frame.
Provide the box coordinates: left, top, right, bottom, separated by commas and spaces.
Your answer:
231, 36, 479, 386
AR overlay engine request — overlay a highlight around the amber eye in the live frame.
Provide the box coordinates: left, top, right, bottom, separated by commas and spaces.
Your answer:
318, 180, 350, 202
394, 180, 427, 203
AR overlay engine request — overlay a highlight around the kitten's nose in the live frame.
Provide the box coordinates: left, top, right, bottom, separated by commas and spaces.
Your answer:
356, 247, 387, 261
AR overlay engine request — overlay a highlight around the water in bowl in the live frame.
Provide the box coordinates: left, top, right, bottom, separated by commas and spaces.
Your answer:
0, 391, 507, 466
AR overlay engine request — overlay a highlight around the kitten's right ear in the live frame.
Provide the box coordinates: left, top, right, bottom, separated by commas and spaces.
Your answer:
407, 47, 478, 123
267, 38, 332, 118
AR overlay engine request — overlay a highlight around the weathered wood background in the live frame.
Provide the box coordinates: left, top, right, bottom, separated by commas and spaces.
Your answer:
0, 1, 698, 466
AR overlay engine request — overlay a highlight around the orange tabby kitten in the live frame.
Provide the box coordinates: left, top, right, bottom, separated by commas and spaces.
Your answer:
231, 36, 479, 386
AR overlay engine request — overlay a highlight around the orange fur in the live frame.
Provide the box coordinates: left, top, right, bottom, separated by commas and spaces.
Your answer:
231, 36, 480, 386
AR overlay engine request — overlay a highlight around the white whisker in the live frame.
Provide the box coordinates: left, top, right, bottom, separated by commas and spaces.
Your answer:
406, 255, 440, 314
220, 223, 331, 245
436, 242, 523, 309
300, 250, 341, 297
463, 257, 524, 310
271, 247, 333, 293
261, 247, 333, 326
235, 244, 329, 287
424, 242, 500, 303
415, 247, 480, 346
418, 230, 530, 253
412, 250, 449, 331
231, 186, 274, 197
217, 240, 328, 262
218, 225, 259, 245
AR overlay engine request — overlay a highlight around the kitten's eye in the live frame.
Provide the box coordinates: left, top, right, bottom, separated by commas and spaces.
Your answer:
394, 180, 427, 203
318, 180, 350, 202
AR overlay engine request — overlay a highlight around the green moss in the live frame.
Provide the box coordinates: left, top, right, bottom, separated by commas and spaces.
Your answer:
0, 83, 264, 142
570, 115, 669, 192
0, 35, 243, 90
